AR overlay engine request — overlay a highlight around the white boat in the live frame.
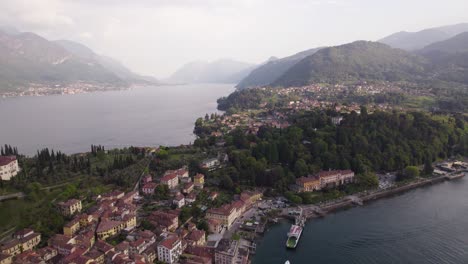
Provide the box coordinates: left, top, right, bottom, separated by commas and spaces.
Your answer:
285, 261, 291, 264
286, 224, 302, 249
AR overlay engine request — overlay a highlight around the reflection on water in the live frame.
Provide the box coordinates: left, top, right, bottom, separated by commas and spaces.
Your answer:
254, 179, 468, 264
0, 84, 234, 155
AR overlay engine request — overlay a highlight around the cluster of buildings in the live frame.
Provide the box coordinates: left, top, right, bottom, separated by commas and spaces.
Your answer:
0, 158, 265, 264
1, 82, 127, 98
294, 170, 355, 192
140, 167, 205, 209
0, 229, 41, 262
0, 156, 19, 181
205, 191, 263, 231
434, 161, 468, 175
207, 111, 291, 138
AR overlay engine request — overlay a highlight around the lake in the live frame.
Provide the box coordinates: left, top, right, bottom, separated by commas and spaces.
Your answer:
0, 84, 235, 156
253, 177, 468, 264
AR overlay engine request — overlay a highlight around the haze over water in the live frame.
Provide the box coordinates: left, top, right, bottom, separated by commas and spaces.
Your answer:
0, 84, 234, 156
254, 178, 468, 264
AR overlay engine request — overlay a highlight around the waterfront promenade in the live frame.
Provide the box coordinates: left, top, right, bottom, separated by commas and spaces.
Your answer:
283, 170, 467, 220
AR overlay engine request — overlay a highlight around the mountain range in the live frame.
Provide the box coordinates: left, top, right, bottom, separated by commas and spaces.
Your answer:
167, 59, 255, 84
378, 23, 468, 51
233, 23, 468, 90
2, 22, 468, 94
236, 48, 322, 89
272, 41, 427, 87
0, 28, 156, 93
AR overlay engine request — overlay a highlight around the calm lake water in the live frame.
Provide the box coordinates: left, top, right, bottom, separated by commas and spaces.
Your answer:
0, 84, 235, 155
254, 177, 468, 264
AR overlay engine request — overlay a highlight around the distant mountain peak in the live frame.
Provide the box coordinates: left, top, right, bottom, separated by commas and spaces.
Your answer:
420, 32, 468, 54
168, 59, 256, 84
0, 29, 157, 94
235, 47, 322, 90
272, 41, 427, 87
379, 22, 468, 50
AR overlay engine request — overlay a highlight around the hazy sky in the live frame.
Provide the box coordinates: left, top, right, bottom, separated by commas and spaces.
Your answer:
1, 0, 467, 77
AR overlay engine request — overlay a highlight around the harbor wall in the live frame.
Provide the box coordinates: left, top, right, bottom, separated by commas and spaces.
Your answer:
320, 175, 459, 215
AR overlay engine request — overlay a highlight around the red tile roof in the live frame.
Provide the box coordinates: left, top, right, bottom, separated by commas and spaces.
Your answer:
58, 199, 81, 207
159, 236, 180, 250
96, 220, 122, 233
142, 182, 158, 189
174, 194, 184, 201
316, 170, 354, 178
207, 203, 234, 216
0, 156, 16, 166
94, 240, 114, 253
296, 176, 320, 184
161, 173, 177, 182
187, 230, 205, 242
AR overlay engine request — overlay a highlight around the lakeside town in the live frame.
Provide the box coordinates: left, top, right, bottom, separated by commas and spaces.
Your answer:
0, 83, 132, 98
1, 145, 467, 264
0, 76, 467, 264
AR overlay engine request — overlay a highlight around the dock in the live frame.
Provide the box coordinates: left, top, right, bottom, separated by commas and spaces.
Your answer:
347, 195, 363, 206
444, 172, 466, 180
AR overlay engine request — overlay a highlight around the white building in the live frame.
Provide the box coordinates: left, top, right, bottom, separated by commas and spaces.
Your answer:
0, 156, 19, 180
173, 194, 185, 208
200, 158, 220, 171
157, 236, 182, 264
161, 173, 179, 189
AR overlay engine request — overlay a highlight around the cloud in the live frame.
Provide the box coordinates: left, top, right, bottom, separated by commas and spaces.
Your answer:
79, 32, 93, 39
1, 0, 467, 77
0, 0, 74, 30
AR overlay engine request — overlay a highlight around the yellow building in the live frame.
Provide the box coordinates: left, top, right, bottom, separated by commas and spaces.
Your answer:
240, 191, 263, 207
193, 173, 205, 188
58, 199, 82, 217
1, 229, 41, 256
96, 220, 124, 240
124, 214, 137, 229
206, 204, 238, 228
0, 253, 12, 264
0, 242, 20, 257
296, 176, 321, 192
63, 219, 81, 236
79, 214, 94, 227
84, 250, 105, 264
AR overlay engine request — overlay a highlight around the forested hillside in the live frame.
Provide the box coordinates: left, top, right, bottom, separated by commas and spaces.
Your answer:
196, 110, 467, 192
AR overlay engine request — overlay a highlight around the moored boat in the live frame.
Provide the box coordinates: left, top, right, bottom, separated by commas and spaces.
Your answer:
286, 224, 302, 249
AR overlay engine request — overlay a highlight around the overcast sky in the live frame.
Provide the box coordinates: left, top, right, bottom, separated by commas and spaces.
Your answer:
1, 0, 467, 78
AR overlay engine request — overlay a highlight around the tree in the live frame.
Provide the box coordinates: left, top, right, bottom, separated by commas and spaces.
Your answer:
154, 185, 170, 200
195, 118, 203, 127
197, 220, 209, 233
360, 105, 368, 119
398, 166, 420, 181
220, 174, 234, 190
294, 159, 308, 177
357, 172, 379, 188
156, 149, 169, 160
141, 219, 155, 230
285, 192, 303, 204
422, 159, 434, 176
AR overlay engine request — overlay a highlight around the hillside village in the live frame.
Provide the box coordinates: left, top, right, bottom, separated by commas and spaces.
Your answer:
0, 159, 266, 264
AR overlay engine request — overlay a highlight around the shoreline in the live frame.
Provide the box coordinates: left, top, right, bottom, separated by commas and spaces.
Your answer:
259, 172, 466, 241
322, 172, 465, 214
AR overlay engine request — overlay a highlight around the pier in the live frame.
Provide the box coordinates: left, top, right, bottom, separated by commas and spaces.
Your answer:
347, 195, 363, 206
444, 172, 466, 181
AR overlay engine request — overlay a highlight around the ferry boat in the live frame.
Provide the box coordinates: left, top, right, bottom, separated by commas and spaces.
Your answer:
286, 224, 302, 249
